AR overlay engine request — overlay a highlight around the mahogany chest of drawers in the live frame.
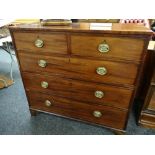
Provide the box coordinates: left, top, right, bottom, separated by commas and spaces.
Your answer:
9, 22, 152, 134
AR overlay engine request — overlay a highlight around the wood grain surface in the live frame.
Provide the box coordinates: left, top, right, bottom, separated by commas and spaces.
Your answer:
13, 32, 68, 54
71, 35, 145, 62
22, 72, 133, 109
27, 91, 128, 130
18, 52, 139, 87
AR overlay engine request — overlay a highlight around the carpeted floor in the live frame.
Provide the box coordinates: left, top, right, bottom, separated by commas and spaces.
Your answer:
0, 49, 155, 135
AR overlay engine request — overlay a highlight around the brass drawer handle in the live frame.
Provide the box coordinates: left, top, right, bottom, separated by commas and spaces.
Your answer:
44, 100, 52, 107
95, 90, 104, 98
96, 67, 107, 75
38, 60, 47, 68
35, 39, 44, 48
93, 111, 102, 118
98, 41, 109, 53
41, 81, 48, 88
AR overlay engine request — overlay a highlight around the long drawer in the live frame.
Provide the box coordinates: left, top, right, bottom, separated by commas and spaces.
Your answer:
18, 52, 138, 86
22, 72, 133, 109
71, 35, 145, 62
27, 91, 128, 130
13, 32, 68, 55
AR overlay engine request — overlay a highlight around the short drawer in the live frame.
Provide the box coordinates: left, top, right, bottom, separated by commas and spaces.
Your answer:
13, 32, 68, 55
22, 72, 133, 109
19, 53, 138, 86
71, 35, 145, 62
27, 91, 128, 130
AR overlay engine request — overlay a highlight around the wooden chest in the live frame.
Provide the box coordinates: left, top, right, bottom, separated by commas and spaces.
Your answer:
9, 22, 152, 134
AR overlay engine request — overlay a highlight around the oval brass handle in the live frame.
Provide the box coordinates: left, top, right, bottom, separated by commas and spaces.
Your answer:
98, 42, 109, 53
38, 60, 47, 68
95, 90, 104, 98
35, 39, 44, 48
44, 100, 52, 107
96, 67, 107, 75
93, 111, 102, 118
41, 81, 48, 88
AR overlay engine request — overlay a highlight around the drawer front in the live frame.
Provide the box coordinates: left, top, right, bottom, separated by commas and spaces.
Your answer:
27, 91, 127, 130
22, 72, 133, 109
19, 53, 138, 86
71, 35, 145, 62
13, 32, 68, 54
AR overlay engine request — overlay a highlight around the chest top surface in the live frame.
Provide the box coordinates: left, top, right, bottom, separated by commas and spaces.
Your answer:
9, 22, 152, 35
